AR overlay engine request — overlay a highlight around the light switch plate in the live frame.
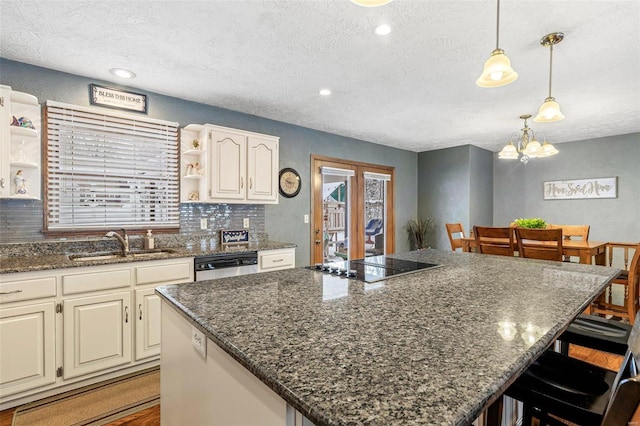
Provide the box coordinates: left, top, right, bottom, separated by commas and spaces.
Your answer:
191, 326, 206, 358
304, 214, 309, 224
243, 218, 250, 228
200, 218, 207, 230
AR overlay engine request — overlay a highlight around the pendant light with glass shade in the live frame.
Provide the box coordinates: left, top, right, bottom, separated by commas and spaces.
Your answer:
534, 32, 565, 122
476, 0, 518, 88
498, 115, 559, 165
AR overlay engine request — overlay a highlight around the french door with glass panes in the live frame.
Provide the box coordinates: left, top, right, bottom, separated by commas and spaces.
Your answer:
311, 155, 395, 264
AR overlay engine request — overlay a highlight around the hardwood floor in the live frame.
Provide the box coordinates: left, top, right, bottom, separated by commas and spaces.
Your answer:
0, 346, 633, 426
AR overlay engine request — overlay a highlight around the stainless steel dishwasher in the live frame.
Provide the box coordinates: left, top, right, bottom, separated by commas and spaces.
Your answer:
194, 251, 258, 281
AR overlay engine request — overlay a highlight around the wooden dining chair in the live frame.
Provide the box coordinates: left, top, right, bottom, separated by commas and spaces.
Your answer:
473, 226, 514, 257
514, 228, 563, 261
591, 242, 640, 325
547, 224, 590, 262
445, 223, 465, 252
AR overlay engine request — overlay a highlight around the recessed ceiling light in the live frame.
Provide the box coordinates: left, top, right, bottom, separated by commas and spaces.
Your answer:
374, 24, 392, 36
109, 68, 136, 79
319, 89, 332, 96
350, 0, 393, 6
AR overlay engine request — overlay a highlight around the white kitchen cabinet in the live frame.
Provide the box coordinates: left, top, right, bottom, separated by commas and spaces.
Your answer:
0, 85, 42, 199
0, 302, 56, 397
0, 257, 194, 408
63, 291, 132, 379
180, 123, 279, 204
258, 248, 296, 272
134, 288, 161, 361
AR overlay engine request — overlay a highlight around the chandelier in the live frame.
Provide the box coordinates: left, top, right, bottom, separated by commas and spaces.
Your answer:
498, 115, 559, 164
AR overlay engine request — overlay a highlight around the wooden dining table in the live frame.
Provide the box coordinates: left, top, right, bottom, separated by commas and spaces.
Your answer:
461, 237, 608, 265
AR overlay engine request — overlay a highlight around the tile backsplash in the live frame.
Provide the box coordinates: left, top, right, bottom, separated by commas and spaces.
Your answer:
0, 199, 266, 244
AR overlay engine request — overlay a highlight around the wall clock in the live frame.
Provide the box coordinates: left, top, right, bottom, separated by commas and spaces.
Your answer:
279, 168, 301, 198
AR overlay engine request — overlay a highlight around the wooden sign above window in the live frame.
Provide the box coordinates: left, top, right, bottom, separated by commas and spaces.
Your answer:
89, 84, 148, 113
543, 177, 617, 200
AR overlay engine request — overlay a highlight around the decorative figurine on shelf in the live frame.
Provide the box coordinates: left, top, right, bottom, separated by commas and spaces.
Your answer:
191, 139, 200, 150
14, 170, 28, 195
186, 161, 201, 176
11, 116, 36, 130
188, 191, 199, 201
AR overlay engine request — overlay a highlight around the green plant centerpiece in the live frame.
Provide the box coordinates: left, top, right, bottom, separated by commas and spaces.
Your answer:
404, 216, 435, 250
512, 218, 547, 229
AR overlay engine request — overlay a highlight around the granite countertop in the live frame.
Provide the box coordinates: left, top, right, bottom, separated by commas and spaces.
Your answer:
0, 240, 296, 274
156, 249, 620, 426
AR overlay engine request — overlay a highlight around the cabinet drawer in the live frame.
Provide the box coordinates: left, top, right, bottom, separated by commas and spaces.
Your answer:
136, 260, 192, 285
63, 269, 131, 295
259, 249, 295, 271
0, 276, 57, 304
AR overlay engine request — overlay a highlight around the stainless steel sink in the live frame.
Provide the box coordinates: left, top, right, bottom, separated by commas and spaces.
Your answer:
130, 249, 176, 258
70, 249, 176, 262
70, 253, 122, 261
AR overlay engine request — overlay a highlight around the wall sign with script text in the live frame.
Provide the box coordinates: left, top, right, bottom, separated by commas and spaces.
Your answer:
89, 84, 148, 113
543, 177, 617, 200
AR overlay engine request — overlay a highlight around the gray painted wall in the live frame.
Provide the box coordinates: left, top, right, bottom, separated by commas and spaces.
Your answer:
494, 133, 640, 243
0, 59, 418, 266
417, 145, 471, 250
469, 145, 494, 230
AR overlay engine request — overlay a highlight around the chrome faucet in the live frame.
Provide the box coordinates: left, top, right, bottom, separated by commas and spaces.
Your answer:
105, 228, 130, 256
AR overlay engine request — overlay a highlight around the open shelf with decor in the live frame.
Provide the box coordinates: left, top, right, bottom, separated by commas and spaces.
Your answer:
0, 85, 42, 200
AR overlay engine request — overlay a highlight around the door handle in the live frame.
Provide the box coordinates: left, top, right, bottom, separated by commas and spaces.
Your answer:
125, 306, 129, 323
139, 304, 143, 320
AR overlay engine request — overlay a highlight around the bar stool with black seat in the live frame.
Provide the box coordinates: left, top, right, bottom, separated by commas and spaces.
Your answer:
505, 317, 640, 426
445, 223, 465, 252
516, 229, 636, 360
558, 243, 639, 356
473, 226, 515, 257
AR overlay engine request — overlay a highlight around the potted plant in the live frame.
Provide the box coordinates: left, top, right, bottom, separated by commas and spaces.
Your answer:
512, 218, 547, 229
404, 216, 435, 250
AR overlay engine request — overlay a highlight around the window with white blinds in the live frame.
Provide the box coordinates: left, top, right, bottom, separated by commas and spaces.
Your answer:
45, 101, 180, 231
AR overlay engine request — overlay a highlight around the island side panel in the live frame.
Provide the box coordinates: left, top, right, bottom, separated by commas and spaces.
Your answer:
160, 300, 288, 426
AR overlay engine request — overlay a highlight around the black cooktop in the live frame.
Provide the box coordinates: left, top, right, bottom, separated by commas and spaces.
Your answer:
309, 255, 441, 283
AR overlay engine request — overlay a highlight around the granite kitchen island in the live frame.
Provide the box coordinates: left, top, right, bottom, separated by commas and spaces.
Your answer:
156, 249, 619, 426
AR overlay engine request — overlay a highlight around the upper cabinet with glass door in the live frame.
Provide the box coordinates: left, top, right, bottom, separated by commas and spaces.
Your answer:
180, 123, 279, 204
0, 85, 42, 200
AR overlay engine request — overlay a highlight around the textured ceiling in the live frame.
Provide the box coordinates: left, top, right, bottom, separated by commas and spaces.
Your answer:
1, 0, 638, 152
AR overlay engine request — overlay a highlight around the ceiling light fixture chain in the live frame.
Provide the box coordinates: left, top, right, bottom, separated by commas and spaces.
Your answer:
498, 114, 559, 164
534, 32, 565, 122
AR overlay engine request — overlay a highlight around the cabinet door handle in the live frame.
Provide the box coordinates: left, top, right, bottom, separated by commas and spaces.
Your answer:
0, 289, 22, 294
240, 177, 244, 189
125, 306, 129, 323
0, 178, 4, 189
273, 258, 284, 262
139, 304, 143, 320
249, 178, 252, 189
